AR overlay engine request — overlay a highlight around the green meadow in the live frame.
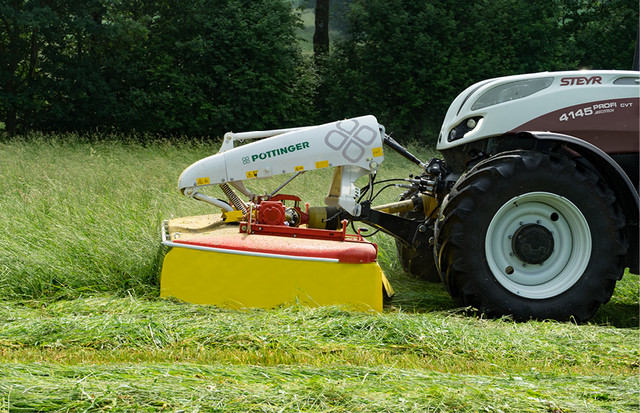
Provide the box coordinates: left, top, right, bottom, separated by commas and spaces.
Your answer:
0, 135, 637, 412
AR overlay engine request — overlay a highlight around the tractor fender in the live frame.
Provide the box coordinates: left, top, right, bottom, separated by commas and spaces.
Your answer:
522, 131, 639, 273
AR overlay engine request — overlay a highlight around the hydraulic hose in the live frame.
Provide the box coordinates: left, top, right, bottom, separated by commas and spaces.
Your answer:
383, 134, 427, 169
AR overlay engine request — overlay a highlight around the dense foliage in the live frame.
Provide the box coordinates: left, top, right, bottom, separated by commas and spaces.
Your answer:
0, 0, 314, 136
319, 0, 639, 139
1, 0, 637, 142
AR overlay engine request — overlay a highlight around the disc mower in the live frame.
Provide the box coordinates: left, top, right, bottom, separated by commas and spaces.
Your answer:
161, 70, 639, 321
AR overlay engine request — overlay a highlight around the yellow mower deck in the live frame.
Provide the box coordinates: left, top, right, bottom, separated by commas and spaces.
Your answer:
160, 215, 393, 312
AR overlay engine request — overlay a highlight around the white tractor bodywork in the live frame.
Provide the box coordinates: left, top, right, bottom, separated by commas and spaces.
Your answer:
437, 70, 640, 152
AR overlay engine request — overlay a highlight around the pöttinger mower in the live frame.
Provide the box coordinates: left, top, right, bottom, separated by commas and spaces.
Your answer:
161, 70, 639, 321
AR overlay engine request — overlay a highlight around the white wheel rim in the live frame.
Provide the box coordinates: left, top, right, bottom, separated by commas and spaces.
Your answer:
485, 192, 591, 299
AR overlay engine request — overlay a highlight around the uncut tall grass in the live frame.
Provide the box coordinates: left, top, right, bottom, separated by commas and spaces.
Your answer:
0, 133, 431, 300
1, 135, 207, 299
0, 133, 637, 321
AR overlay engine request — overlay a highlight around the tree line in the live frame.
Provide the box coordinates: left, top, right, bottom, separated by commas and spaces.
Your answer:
1, 0, 637, 143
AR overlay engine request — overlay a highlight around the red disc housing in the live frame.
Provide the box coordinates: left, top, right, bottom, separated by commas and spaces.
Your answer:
258, 201, 286, 225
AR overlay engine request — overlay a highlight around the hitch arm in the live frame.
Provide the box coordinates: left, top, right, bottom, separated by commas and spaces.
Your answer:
355, 200, 431, 248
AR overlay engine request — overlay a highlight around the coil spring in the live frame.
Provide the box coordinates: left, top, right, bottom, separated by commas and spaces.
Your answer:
220, 184, 249, 214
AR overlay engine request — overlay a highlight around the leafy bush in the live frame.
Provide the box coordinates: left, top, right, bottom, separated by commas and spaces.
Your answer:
1, 0, 315, 137
1, 0, 636, 141
319, 0, 638, 144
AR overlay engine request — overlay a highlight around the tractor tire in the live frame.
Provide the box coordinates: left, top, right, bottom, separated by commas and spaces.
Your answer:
394, 194, 441, 283
434, 150, 627, 322
395, 221, 440, 283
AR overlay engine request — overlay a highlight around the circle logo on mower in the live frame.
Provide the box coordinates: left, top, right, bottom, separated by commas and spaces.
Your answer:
324, 119, 377, 163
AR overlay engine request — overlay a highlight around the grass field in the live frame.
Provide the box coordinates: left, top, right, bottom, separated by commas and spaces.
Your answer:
0, 134, 638, 411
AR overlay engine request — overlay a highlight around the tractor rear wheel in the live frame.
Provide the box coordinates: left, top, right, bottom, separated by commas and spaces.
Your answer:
434, 150, 626, 321
395, 197, 441, 283
395, 223, 440, 282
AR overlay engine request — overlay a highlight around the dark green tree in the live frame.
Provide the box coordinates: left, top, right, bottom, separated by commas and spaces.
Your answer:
320, 0, 461, 141
320, 0, 638, 143
1, 0, 314, 136
131, 0, 313, 136
27, 0, 150, 132
313, 0, 329, 57
0, 0, 65, 135
560, 0, 639, 69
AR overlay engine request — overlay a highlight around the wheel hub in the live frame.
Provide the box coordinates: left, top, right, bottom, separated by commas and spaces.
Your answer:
485, 192, 591, 299
512, 224, 554, 264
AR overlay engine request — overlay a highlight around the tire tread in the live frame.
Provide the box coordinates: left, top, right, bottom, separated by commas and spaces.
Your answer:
434, 150, 626, 322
